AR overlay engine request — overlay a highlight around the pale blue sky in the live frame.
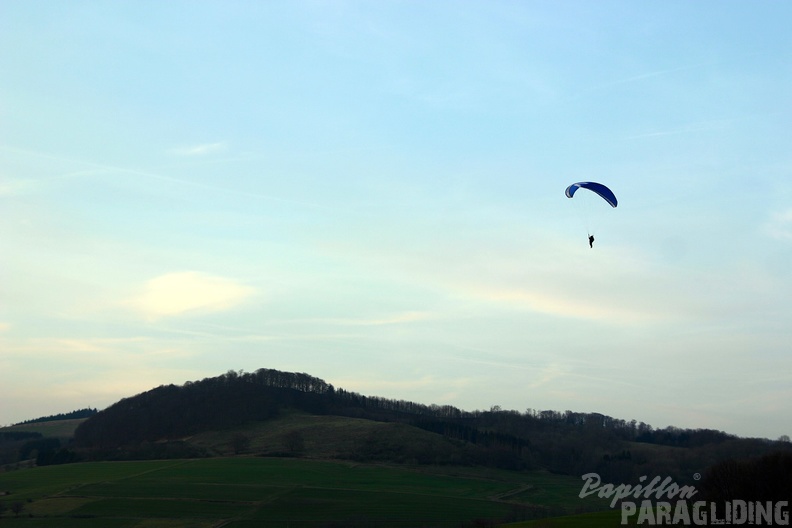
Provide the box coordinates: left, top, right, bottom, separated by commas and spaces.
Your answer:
1, 1, 791, 439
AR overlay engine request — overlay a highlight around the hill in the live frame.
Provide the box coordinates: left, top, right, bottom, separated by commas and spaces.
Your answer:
189, 411, 471, 460
1, 418, 86, 439
67, 368, 792, 481
13, 407, 97, 425
4, 368, 792, 526
0, 419, 88, 468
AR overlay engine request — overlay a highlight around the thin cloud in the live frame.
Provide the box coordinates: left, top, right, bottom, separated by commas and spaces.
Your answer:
171, 142, 229, 157
2, 144, 332, 211
125, 272, 256, 320
764, 209, 792, 240
1, 336, 151, 361
342, 311, 435, 326
470, 286, 669, 324
572, 55, 750, 100
333, 375, 469, 396
622, 119, 732, 140
0, 179, 26, 197
274, 311, 436, 327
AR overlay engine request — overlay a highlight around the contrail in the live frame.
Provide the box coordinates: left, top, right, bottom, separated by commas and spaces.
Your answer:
621, 118, 732, 140
570, 53, 765, 100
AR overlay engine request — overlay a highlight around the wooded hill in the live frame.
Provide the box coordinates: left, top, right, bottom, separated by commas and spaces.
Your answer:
14, 408, 97, 425
69, 368, 792, 483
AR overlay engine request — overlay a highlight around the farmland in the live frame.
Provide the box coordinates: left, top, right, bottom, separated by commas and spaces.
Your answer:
0, 419, 86, 440
0, 457, 608, 527
5, 368, 786, 526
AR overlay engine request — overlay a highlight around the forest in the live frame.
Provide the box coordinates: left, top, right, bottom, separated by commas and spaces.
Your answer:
64, 368, 791, 484
13, 408, 97, 425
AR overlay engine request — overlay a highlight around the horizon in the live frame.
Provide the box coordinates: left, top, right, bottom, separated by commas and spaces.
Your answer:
2, 1, 791, 440
0, 368, 781, 441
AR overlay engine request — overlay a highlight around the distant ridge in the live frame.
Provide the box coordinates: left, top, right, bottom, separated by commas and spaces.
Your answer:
70, 368, 792, 479
15, 408, 98, 425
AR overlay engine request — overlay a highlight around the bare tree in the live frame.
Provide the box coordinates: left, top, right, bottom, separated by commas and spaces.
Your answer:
284, 430, 306, 455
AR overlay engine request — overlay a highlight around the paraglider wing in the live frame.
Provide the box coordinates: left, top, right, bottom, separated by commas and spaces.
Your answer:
565, 182, 617, 208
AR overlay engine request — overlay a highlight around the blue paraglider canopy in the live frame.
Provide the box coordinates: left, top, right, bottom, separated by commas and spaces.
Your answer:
565, 182, 617, 208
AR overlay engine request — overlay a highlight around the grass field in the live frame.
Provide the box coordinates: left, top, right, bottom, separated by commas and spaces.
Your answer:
0, 457, 610, 527
187, 412, 476, 460
501, 508, 632, 527
0, 419, 86, 439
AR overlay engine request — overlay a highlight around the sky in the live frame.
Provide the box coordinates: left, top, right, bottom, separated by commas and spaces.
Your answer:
1, 1, 791, 440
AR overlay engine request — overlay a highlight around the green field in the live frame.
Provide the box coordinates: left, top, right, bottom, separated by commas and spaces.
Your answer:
0, 457, 609, 527
502, 508, 632, 527
0, 419, 86, 439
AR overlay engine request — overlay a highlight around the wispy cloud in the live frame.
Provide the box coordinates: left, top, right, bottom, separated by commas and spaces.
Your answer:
474, 287, 663, 323
275, 311, 436, 327
333, 375, 470, 396
323, 234, 688, 325
572, 56, 743, 100
171, 142, 229, 157
125, 272, 256, 320
1, 336, 154, 362
764, 209, 792, 240
2, 144, 334, 211
0, 179, 26, 197
622, 119, 732, 140
0, 334, 201, 414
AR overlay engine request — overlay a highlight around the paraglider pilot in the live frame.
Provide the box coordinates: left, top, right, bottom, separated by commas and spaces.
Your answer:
588, 235, 594, 248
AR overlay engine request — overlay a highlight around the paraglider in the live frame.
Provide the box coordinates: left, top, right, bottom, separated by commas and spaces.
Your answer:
565, 182, 617, 247
565, 181, 617, 208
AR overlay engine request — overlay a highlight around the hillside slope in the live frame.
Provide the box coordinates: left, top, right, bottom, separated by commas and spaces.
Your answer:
188, 411, 488, 464
1, 418, 86, 439
72, 368, 792, 478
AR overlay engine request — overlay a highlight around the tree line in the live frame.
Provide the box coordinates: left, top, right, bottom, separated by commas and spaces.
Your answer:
70, 368, 792, 479
14, 408, 97, 425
